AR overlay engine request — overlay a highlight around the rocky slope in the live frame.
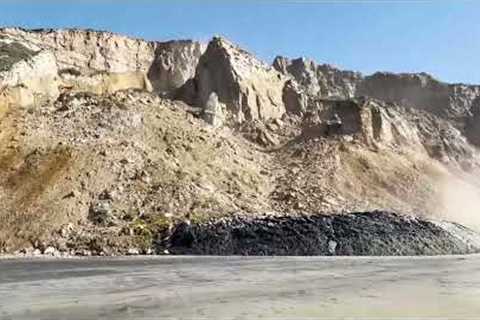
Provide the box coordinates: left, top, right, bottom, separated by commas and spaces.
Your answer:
2, 27, 480, 256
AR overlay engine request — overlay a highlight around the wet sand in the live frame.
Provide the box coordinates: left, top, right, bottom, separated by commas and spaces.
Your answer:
1, 255, 480, 319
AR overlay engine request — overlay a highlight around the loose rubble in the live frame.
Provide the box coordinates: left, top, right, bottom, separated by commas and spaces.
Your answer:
167, 211, 480, 256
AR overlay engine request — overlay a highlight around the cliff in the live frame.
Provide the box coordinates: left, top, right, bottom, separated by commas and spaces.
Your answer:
274, 55, 480, 125
0, 28, 204, 96
1, 27, 480, 256
358, 72, 480, 121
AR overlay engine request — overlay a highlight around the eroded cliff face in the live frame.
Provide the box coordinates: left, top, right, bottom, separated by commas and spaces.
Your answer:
310, 98, 423, 148
295, 96, 478, 167
274, 56, 480, 127
0, 28, 204, 96
148, 40, 205, 94
59, 70, 153, 95
0, 39, 60, 114
273, 56, 362, 99
184, 37, 288, 123
358, 72, 480, 121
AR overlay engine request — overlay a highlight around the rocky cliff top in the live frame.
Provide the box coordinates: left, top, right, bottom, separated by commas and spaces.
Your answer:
273, 55, 363, 99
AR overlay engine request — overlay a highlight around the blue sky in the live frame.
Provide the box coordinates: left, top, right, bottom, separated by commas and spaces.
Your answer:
0, 0, 479, 84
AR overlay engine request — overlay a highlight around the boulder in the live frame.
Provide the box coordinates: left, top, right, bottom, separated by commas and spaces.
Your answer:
203, 92, 226, 127
88, 200, 116, 226
148, 40, 205, 94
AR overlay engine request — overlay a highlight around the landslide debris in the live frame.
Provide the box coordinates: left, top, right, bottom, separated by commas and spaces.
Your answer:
0, 89, 273, 254
167, 211, 480, 256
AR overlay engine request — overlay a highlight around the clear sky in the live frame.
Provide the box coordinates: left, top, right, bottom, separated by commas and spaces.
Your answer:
0, 0, 478, 84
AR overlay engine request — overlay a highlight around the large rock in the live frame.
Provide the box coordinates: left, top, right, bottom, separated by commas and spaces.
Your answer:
282, 79, 308, 115
202, 92, 226, 127
148, 40, 205, 94
273, 56, 363, 99
0, 28, 204, 95
186, 37, 287, 123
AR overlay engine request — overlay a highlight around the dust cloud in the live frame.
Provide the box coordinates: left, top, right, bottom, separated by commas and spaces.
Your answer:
435, 169, 480, 230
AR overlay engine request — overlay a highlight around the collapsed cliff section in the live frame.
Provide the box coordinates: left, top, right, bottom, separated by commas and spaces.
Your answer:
272, 53, 480, 170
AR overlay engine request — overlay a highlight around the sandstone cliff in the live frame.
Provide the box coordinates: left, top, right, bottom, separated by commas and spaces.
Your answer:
148, 40, 205, 94
0, 28, 204, 96
0, 39, 60, 115
1, 28, 480, 256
